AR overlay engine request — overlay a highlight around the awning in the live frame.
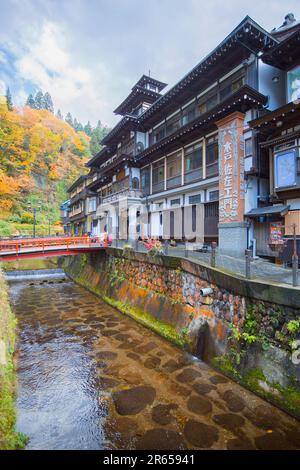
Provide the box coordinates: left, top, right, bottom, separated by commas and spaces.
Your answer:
245, 205, 290, 218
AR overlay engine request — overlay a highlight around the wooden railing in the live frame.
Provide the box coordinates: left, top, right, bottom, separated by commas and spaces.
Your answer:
0, 235, 110, 255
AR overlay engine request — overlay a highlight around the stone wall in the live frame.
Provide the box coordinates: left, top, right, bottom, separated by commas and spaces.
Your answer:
62, 248, 300, 419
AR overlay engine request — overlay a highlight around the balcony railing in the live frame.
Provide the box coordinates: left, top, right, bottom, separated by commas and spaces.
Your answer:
184, 167, 203, 184
167, 174, 181, 189
116, 138, 135, 158
101, 188, 142, 204
206, 162, 218, 178
152, 180, 165, 194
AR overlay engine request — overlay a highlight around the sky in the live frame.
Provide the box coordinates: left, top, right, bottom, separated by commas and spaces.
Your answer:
0, 0, 299, 127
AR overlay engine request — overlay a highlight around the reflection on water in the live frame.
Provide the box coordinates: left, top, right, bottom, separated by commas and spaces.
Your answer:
9, 276, 300, 450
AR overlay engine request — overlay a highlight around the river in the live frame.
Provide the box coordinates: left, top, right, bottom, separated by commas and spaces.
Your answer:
7, 269, 300, 450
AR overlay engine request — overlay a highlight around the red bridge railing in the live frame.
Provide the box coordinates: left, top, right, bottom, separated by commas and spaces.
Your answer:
0, 235, 109, 256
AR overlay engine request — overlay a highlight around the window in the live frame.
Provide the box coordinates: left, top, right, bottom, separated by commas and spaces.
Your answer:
209, 190, 219, 202
274, 149, 298, 188
185, 144, 202, 171
166, 113, 181, 136
192, 205, 197, 232
167, 151, 182, 189
206, 93, 218, 111
141, 167, 150, 195
152, 160, 165, 193
181, 103, 196, 126
245, 138, 253, 157
88, 198, 96, 212
131, 177, 139, 190
170, 198, 180, 206
153, 123, 165, 143
287, 66, 300, 102
220, 73, 245, 101
189, 194, 201, 204
206, 135, 219, 177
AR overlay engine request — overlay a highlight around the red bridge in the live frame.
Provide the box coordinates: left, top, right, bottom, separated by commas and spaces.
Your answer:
0, 235, 109, 262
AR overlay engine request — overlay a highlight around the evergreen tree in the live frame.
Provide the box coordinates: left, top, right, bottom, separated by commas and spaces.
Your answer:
56, 109, 63, 120
65, 112, 73, 128
90, 121, 110, 156
76, 121, 84, 132
44, 92, 54, 113
26, 93, 36, 109
84, 121, 92, 136
35, 91, 45, 110
6, 87, 13, 111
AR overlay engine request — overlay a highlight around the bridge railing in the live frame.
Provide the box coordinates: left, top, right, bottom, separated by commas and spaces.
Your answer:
0, 235, 109, 254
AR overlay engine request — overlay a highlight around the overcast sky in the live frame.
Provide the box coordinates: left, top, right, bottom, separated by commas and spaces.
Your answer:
0, 0, 299, 126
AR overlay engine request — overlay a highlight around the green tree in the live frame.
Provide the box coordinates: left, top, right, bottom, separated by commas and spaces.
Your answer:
6, 87, 13, 111
90, 120, 110, 156
56, 109, 63, 120
65, 112, 73, 128
44, 92, 54, 113
84, 121, 92, 136
26, 93, 36, 109
35, 91, 45, 110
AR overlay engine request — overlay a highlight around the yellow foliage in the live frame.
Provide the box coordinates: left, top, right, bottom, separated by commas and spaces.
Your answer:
0, 99, 90, 224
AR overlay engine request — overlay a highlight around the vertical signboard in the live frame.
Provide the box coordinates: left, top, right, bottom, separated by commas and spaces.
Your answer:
217, 112, 245, 224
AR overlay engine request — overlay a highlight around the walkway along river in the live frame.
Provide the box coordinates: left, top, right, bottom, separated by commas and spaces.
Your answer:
7, 269, 300, 450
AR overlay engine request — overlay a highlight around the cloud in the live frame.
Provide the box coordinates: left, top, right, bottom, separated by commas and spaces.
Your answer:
13, 21, 111, 125
0, 0, 300, 126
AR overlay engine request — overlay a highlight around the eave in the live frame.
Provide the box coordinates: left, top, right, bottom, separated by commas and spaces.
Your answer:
138, 16, 277, 127
67, 175, 87, 193
249, 101, 300, 134
262, 27, 300, 70
138, 85, 267, 164
101, 115, 138, 146
114, 86, 161, 115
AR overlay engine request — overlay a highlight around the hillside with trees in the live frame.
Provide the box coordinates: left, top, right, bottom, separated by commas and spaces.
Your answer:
0, 89, 110, 237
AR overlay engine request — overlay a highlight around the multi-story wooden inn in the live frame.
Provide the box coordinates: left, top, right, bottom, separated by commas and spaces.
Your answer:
67, 14, 300, 257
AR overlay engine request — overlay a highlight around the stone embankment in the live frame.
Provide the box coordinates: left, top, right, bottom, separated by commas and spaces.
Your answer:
0, 268, 27, 449
62, 248, 300, 419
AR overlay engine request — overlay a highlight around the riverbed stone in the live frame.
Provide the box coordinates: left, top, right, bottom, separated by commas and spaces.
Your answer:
176, 368, 202, 383
99, 376, 119, 390
213, 413, 245, 432
187, 395, 213, 415
151, 403, 178, 425
134, 342, 158, 354
101, 329, 119, 337
227, 437, 256, 450
184, 420, 219, 448
255, 431, 296, 450
243, 404, 280, 429
126, 352, 140, 361
209, 374, 229, 385
136, 428, 186, 450
113, 386, 156, 415
96, 351, 118, 360
222, 390, 245, 412
144, 356, 161, 369
192, 382, 216, 395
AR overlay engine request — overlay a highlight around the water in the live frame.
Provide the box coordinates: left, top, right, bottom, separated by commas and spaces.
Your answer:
8, 272, 300, 450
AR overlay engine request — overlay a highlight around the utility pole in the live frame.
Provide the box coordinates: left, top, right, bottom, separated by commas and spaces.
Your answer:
27, 203, 41, 238
292, 223, 298, 287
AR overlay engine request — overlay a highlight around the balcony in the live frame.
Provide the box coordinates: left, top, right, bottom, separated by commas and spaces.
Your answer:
206, 161, 218, 178
184, 167, 203, 184
101, 188, 142, 205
